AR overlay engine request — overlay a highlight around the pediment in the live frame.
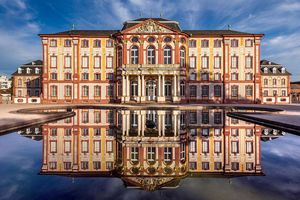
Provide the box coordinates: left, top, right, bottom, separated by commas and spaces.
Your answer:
124, 20, 176, 34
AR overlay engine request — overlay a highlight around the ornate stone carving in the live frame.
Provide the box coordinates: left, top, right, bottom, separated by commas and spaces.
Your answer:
126, 177, 175, 191
134, 21, 169, 33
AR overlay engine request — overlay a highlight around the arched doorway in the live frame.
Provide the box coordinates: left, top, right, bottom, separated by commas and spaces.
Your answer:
146, 80, 157, 101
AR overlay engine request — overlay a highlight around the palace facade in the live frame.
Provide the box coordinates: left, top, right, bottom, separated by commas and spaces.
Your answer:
39, 18, 264, 104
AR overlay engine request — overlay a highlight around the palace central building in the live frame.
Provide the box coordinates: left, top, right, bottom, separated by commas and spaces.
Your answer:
39, 18, 263, 104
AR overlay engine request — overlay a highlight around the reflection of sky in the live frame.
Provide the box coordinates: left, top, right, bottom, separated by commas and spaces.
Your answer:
0, 133, 299, 200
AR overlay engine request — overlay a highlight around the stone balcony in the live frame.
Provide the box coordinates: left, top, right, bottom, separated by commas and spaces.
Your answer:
122, 64, 181, 75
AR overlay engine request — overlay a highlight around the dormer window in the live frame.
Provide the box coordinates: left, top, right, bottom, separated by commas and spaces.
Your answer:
18, 68, 22, 74
272, 67, 276, 74
35, 68, 40, 74
281, 67, 286, 73
26, 68, 31, 74
264, 67, 268, 73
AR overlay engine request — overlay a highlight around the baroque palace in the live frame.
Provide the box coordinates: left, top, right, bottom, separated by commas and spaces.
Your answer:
38, 17, 265, 104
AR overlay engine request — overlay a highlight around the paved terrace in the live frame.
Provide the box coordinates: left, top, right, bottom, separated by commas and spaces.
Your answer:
0, 103, 300, 135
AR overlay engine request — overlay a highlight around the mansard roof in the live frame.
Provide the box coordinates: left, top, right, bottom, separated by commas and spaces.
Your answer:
260, 60, 291, 75
183, 29, 262, 36
40, 30, 119, 37
12, 60, 43, 76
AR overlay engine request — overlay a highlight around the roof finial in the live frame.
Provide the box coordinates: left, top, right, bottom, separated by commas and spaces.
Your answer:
150, 9, 153, 18
227, 24, 232, 30
72, 24, 75, 30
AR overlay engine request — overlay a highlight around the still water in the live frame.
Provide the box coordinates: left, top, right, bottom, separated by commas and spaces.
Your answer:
0, 108, 299, 200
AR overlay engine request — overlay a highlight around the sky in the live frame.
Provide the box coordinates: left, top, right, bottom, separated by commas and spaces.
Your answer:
0, 0, 299, 81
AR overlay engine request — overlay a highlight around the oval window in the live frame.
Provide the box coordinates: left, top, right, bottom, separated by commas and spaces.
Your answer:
164, 36, 172, 43
147, 36, 155, 43
131, 36, 139, 43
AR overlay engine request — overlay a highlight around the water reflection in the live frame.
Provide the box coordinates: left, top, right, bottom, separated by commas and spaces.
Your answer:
22, 109, 285, 191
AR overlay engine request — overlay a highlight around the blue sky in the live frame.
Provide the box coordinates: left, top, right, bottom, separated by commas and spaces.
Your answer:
0, 0, 300, 80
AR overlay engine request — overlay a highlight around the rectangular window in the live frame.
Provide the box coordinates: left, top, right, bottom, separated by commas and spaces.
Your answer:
231, 128, 239, 136
65, 86, 72, 97
202, 56, 209, 69
189, 40, 196, 47
131, 147, 139, 161
107, 56, 113, 68
189, 141, 197, 153
214, 73, 221, 81
93, 40, 101, 47
82, 86, 89, 97
246, 129, 253, 136
50, 39, 57, 47
106, 141, 113, 152
231, 85, 238, 97
214, 85, 221, 97
93, 161, 101, 170
147, 147, 156, 161
231, 39, 239, 47
214, 39, 221, 48
94, 141, 101, 153
81, 161, 89, 170
64, 128, 72, 136
201, 128, 209, 136
246, 141, 253, 153
231, 162, 239, 171
189, 56, 196, 68
106, 39, 114, 47
246, 162, 254, 171
214, 141, 222, 153
64, 141, 71, 153
94, 86, 101, 97
246, 85, 253, 97
202, 162, 209, 170
94, 73, 101, 80
94, 56, 101, 68
65, 73, 72, 80
214, 162, 222, 170
214, 128, 221, 136
201, 85, 209, 97
50, 73, 57, 80
189, 73, 196, 81
214, 56, 221, 69
245, 39, 253, 47
50, 56, 57, 68
82, 73, 89, 80
81, 40, 89, 48
189, 112, 197, 124
106, 73, 114, 81
202, 111, 209, 124
245, 56, 253, 68
64, 162, 71, 170
82, 56, 89, 68
51, 86, 57, 97
189, 162, 197, 170
94, 112, 101, 123
214, 112, 222, 124
50, 141, 57, 153
164, 147, 172, 162
231, 56, 238, 68
49, 162, 57, 170
202, 140, 209, 153
64, 56, 71, 68
201, 40, 209, 48
107, 85, 114, 97
201, 73, 209, 81
231, 141, 239, 153
245, 73, 253, 81
190, 85, 197, 97
81, 140, 88, 153
180, 143, 186, 161
82, 111, 89, 123
64, 39, 71, 47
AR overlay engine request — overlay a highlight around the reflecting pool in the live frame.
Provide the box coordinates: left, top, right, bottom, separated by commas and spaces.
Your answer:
0, 108, 299, 200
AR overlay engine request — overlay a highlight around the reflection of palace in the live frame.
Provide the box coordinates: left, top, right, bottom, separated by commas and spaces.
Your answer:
40, 109, 266, 191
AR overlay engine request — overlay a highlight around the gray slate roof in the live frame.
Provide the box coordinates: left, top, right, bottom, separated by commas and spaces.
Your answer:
12, 60, 43, 76
260, 59, 291, 75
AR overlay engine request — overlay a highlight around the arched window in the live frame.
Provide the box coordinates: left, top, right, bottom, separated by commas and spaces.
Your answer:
165, 80, 172, 96
131, 81, 138, 96
180, 47, 185, 67
117, 46, 122, 67
164, 46, 172, 64
180, 81, 185, 96
147, 46, 155, 64
131, 46, 139, 64
18, 78, 22, 87
264, 78, 268, 86
273, 78, 277, 86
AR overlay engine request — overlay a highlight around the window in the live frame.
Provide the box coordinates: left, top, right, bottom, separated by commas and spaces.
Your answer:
50, 128, 57, 136
202, 56, 209, 69
189, 40, 196, 47
94, 73, 101, 80
130, 113, 138, 127
231, 118, 239, 124
246, 162, 254, 171
50, 86, 57, 97
164, 147, 172, 162
214, 56, 221, 69
82, 111, 89, 123
131, 46, 139, 64
202, 85, 209, 97
147, 46, 155, 64
273, 78, 277, 86
189, 162, 197, 170
214, 162, 222, 170
201, 73, 209, 81
190, 85, 197, 97
63, 162, 71, 170
106, 39, 114, 47
106, 162, 113, 170
131, 147, 139, 161
50, 56, 57, 68
180, 112, 186, 126
202, 111, 209, 124
147, 36, 155, 43
50, 39, 57, 47
180, 143, 186, 161
117, 47, 122, 67
82, 85, 89, 97
50, 73, 57, 80
245, 39, 253, 47
64, 141, 71, 153
214, 85, 221, 97
94, 56, 101, 68
189, 112, 197, 124
64, 39, 72, 47
282, 90, 286, 96
281, 78, 286, 86
245, 56, 253, 68
106, 56, 113, 68
107, 85, 114, 97
131, 81, 138, 96
106, 141, 113, 152
82, 73, 89, 80
246, 141, 253, 154
231, 39, 239, 47
214, 39, 221, 48
189, 56, 196, 68
264, 79, 268, 86
201, 39, 209, 47
94, 112, 101, 123
214, 112, 222, 124
231, 141, 239, 153
65, 73, 72, 80
147, 147, 156, 161
82, 56, 89, 68
164, 36, 172, 43
50, 141, 57, 153
17, 90, 22, 97
165, 80, 172, 97
246, 85, 253, 97
65, 128, 72, 136
93, 161, 101, 170
231, 162, 239, 171
246, 129, 253, 136
81, 39, 89, 48
231, 85, 238, 97
214, 128, 221, 136
190, 128, 197, 136
81, 161, 89, 170
49, 162, 57, 170
94, 86, 101, 97
214, 141, 222, 153
245, 73, 253, 81
17, 78, 22, 87
106, 73, 114, 81
273, 90, 277, 96
231, 56, 238, 68
180, 47, 185, 67
94, 141, 101, 153
94, 40, 101, 47
231, 128, 239, 136
180, 81, 185, 96
189, 141, 197, 153
164, 46, 172, 64
131, 36, 139, 43
64, 56, 71, 68
65, 85, 72, 97
202, 141, 209, 153
189, 73, 196, 81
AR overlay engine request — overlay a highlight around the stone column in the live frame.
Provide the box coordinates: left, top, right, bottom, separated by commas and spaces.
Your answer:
141, 75, 145, 102
158, 112, 162, 136
125, 75, 130, 102
161, 111, 165, 137
141, 110, 146, 136
72, 127, 79, 171
138, 111, 142, 136
172, 75, 180, 102
138, 75, 141, 102
41, 127, 48, 171
122, 110, 126, 136
157, 75, 165, 102
122, 75, 126, 102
